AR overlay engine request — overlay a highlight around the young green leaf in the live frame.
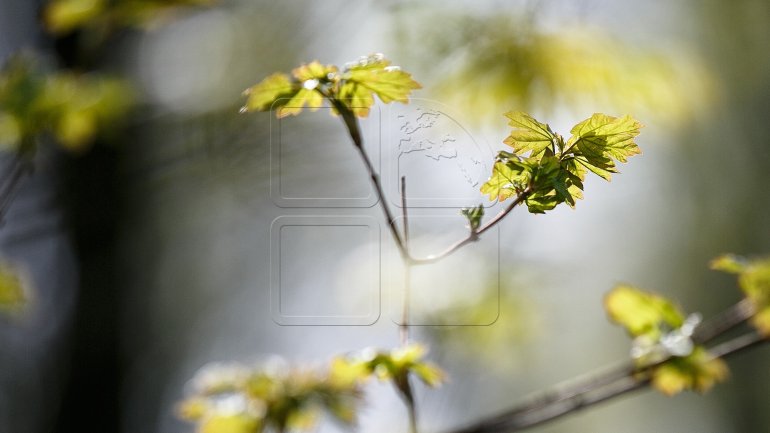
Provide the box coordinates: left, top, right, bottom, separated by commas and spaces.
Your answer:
605, 284, 730, 397
565, 113, 642, 180
604, 285, 685, 341
651, 347, 728, 396
502, 111, 559, 157
241, 54, 420, 119
460, 204, 485, 231
481, 112, 639, 214
292, 61, 338, 83
345, 344, 446, 388
242, 72, 299, 115
198, 414, 261, 433
338, 54, 421, 117
480, 160, 530, 202
709, 254, 747, 274
712, 254, 770, 335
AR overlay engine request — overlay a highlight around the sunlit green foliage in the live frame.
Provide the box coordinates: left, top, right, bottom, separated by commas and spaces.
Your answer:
0, 261, 25, 313
651, 347, 729, 397
605, 285, 728, 396
0, 55, 132, 153
178, 361, 361, 433
43, 0, 217, 35
711, 254, 770, 336
341, 344, 445, 388
605, 285, 684, 341
242, 54, 421, 118
565, 114, 642, 181
481, 112, 641, 213
178, 345, 443, 433
394, 9, 715, 125
503, 112, 560, 158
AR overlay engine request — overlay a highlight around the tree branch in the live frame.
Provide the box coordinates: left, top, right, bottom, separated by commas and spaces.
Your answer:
411, 189, 532, 265
446, 300, 767, 433
326, 94, 534, 269
327, 98, 410, 261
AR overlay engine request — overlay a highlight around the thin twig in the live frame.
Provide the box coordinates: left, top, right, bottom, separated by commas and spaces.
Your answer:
400, 176, 411, 345
709, 330, 767, 358
401, 176, 410, 245
692, 297, 755, 343
411, 188, 532, 265
327, 98, 410, 261
327, 94, 533, 268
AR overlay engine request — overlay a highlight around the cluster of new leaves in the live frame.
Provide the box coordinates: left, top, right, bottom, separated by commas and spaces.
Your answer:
178, 345, 443, 433
43, 0, 216, 35
711, 254, 770, 336
0, 55, 132, 153
460, 205, 484, 232
481, 112, 642, 213
241, 54, 421, 118
0, 261, 25, 313
604, 285, 728, 396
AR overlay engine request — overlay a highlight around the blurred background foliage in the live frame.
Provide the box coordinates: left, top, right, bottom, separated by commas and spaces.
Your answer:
1, 0, 770, 433
392, 4, 715, 127
0, 54, 132, 153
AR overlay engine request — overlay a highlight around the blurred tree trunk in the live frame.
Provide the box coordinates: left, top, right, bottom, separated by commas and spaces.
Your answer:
0, 1, 121, 432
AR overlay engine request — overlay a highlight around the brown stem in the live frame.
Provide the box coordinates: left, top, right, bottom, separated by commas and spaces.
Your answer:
395, 375, 420, 433
411, 188, 532, 265
400, 176, 412, 345
327, 97, 410, 261
692, 297, 755, 343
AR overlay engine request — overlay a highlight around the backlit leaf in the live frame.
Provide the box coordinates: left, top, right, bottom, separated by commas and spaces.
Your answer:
651, 347, 728, 396
411, 362, 445, 387
565, 113, 642, 180
276, 88, 324, 118
242, 73, 298, 114
480, 160, 530, 202
199, 414, 260, 433
574, 154, 615, 181
338, 54, 421, 117
709, 254, 747, 274
292, 61, 338, 82
502, 111, 558, 157
604, 285, 684, 340
712, 254, 770, 335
